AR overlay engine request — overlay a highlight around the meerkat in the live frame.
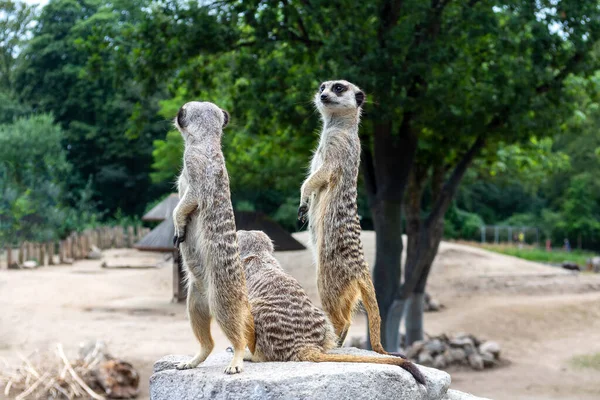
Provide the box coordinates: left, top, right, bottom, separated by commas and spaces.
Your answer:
298, 80, 398, 356
237, 230, 425, 384
172, 101, 254, 374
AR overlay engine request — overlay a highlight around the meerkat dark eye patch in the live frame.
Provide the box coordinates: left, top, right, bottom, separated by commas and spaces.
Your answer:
355, 91, 365, 107
320, 84, 326, 92
222, 109, 230, 128
177, 106, 187, 128
332, 84, 347, 95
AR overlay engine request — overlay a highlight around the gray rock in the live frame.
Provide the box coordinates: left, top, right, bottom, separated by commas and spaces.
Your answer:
467, 353, 484, 371
480, 351, 495, 367
407, 340, 425, 358
425, 339, 446, 355
433, 354, 447, 369
479, 341, 501, 358
443, 389, 492, 400
429, 299, 441, 311
418, 350, 434, 366
449, 337, 474, 348
463, 343, 476, 356
87, 245, 103, 260
443, 348, 466, 365
151, 348, 451, 400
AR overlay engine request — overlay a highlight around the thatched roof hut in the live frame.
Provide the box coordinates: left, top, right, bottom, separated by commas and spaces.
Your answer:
142, 194, 180, 222
234, 211, 305, 251
134, 218, 175, 252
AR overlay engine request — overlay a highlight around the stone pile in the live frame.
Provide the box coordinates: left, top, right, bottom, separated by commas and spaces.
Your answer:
406, 333, 501, 371
424, 292, 444, 312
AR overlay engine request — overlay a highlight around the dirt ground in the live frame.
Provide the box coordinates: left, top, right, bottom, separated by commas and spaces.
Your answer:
2, 232, 600, 400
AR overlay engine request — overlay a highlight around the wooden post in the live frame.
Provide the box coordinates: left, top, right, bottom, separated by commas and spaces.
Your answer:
80, 234, 87, 258
6, 246, 12, 269
48, 242, 55, 265
172, 250, 187, 303
59, 241, 65, 264
24, 242, 30, 261
39, 243, 46, 266
72, 235, 79, 260
127, 226, 134, 248
19, 242, 25, 264
66, 237, 72, 259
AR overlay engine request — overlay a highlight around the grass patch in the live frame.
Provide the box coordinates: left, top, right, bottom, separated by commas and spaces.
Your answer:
571, 353, 600, 371
477, 244, 595, 266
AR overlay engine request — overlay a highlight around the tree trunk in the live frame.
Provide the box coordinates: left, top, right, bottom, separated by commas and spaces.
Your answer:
361, 118, 418, 351
371, 199, 403, 349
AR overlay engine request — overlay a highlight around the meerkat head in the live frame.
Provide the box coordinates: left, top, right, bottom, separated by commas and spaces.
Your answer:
314, 80, 365, 116
174, 101, 229, 140
237, 230, 275, 259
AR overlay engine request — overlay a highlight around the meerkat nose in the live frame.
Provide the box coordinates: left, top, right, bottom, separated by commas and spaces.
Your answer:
320, 94, 328, 101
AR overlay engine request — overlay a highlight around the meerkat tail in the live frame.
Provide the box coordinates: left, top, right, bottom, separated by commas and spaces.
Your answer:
357, 276, 391, 354
298, 348, 426, 385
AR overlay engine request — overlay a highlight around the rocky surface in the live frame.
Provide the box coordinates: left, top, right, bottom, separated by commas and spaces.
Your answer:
406, 334, 501, 371
150, 348, 491, 400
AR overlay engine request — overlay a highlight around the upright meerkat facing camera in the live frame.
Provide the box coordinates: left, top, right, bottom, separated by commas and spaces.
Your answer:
237, 230, 424, 384
172, 101, 254, 374
298, 80, 397, 356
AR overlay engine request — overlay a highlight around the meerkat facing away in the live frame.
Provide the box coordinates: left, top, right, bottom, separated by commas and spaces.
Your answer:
298, 80, 398, 356
172, 101, 254, 374
237, 230, 425, 384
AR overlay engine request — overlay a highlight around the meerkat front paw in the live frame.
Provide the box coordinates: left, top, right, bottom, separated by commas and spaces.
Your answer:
176, 360, 196, 370
224, 363, 243, 374
298, 202, 309, 223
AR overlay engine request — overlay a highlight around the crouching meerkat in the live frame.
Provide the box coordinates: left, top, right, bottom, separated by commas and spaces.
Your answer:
172, 101, 254, 374
237, 230, 425, 384
298, 80, 398, 356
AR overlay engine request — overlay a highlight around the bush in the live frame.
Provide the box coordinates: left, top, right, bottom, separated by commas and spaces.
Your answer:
444, 204, 484, 241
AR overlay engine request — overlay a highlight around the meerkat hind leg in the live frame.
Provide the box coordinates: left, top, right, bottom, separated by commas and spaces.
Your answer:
215, 304, 248, 374
177, 283, 215, 370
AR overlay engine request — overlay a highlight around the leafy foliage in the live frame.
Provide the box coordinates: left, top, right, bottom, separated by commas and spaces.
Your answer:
0, 114, 98, 244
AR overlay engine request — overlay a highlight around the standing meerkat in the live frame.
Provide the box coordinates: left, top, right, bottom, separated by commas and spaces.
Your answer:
172, 101, 254, 374
237, 230, 425, 384
298, 80, 395, 356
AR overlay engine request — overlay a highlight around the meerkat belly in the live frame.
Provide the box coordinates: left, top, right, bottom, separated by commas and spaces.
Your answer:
318, 182, 366, 282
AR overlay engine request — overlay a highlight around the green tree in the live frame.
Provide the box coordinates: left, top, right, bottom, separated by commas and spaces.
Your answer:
0, 0, 37, 93
14, 0, 169, 217
126, 0, 600, 349
0, 114, 86, 244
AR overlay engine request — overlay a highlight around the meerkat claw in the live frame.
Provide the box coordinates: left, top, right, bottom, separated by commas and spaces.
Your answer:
173, 233, 186, 248
224, 365, 243, 374
298, 203, 309, 222
176, 361, 194, 370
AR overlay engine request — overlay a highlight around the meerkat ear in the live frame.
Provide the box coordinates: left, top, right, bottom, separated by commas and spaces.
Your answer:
176, 106, 187, 128
222, 109, 230, 128
355, 91, 365, 107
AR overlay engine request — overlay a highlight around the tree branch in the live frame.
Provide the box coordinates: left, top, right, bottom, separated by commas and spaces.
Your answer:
399, 134, 485, 300
425, 135, 485, 227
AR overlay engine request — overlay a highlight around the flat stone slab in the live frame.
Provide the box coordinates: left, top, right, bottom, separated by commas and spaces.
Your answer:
151, 347, 452, 400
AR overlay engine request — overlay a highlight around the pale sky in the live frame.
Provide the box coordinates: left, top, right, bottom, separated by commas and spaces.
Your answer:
24, 0, 49, 7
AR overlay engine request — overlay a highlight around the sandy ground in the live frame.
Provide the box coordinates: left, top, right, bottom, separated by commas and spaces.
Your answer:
2, 231, 600, 400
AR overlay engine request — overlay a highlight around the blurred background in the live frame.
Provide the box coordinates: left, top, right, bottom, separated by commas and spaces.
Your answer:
2, 1, 600, 399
